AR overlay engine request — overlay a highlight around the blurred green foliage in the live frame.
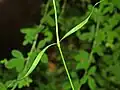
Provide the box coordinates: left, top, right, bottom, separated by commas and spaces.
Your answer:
0, 0, 120, 90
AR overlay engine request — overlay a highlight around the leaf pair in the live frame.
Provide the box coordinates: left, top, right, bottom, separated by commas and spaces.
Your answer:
18, 0, 103, 85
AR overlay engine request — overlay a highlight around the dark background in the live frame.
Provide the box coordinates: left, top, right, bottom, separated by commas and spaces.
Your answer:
0, 0, 42, 59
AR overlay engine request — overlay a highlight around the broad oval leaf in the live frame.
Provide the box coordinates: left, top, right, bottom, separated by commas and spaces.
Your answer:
75, 50, 89, 70
6, 58, 24, 72
88, 76, 96, 90
12, 50, 24, 59
37, 40, 46, 49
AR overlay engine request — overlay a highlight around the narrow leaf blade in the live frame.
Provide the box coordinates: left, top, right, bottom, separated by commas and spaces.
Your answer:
19, 43, 56, 79
61, 18, 89, 41
60, 0, 103, 41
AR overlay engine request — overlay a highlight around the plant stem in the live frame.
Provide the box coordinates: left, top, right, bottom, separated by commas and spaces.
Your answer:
89, 17, 100, 65
27, 0, 51, 61
60, 0, 67, 17
58, 47, 75, 90
79, 12, 100, 90
16, 0, 51, 89
52, 0, 75, 90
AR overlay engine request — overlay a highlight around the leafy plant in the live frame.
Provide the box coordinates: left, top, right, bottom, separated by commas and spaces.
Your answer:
0, 0, 120, 90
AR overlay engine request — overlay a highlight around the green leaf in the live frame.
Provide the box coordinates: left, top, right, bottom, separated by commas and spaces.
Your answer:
93, 45, 104, 56
79, 75, 88, 88
19, 43, 56, 80
44, 30, 53, 42
17, 77, 32, 88
5, 59, 17, 69
112, 0, 120, 9
102, 3, 114, 15
21, 26, 42, 45
5, 80, 16, 88
95, 30, 105, 46
5, 58, 24, 72
88, 76, 96, 90
0, 82, 6, 90
80, 32, 94, 41
12, 50, 24, 59
75, 50, 89, 70
46, 15, 55, 26
74, 50, 89, 61
41, 53, 48, 63
18, 51, 38, 79
88, 66, 96, 75
77, 26, 95, 42
42, 15, 55, 26
16, 59, 24, 72
105, 43, 114, 49
94, 74, 106, 86
76, 61, 89, 70
60, 0, 102, 41
48, 9, 55, 15
74, 79, 80, 90
37, 40, 46, 49
106, 31, 118, 44
6, 50, 24, 72
108, 64, 120, 80
61, 17, 89, 41
0, 59, 7, 64
63, 79, 80, 90
63, 81, 71, 90
102, 55, 113, 65
71, 72, 78, 78
21, 26, 44, 35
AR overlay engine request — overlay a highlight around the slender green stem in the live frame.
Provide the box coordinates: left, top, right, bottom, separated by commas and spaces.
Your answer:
80, 12, 100, 90
7, 80, 16, 89
27, 0, 51, 61
52, 0, 75, 90
58, 47, 75, 90
40, 0, 51, 24
15, 1, 51, 89
59, 0, 67, 17
52, 0, 60, 43
88, 16, 100, 65
27, 34, 38, 61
